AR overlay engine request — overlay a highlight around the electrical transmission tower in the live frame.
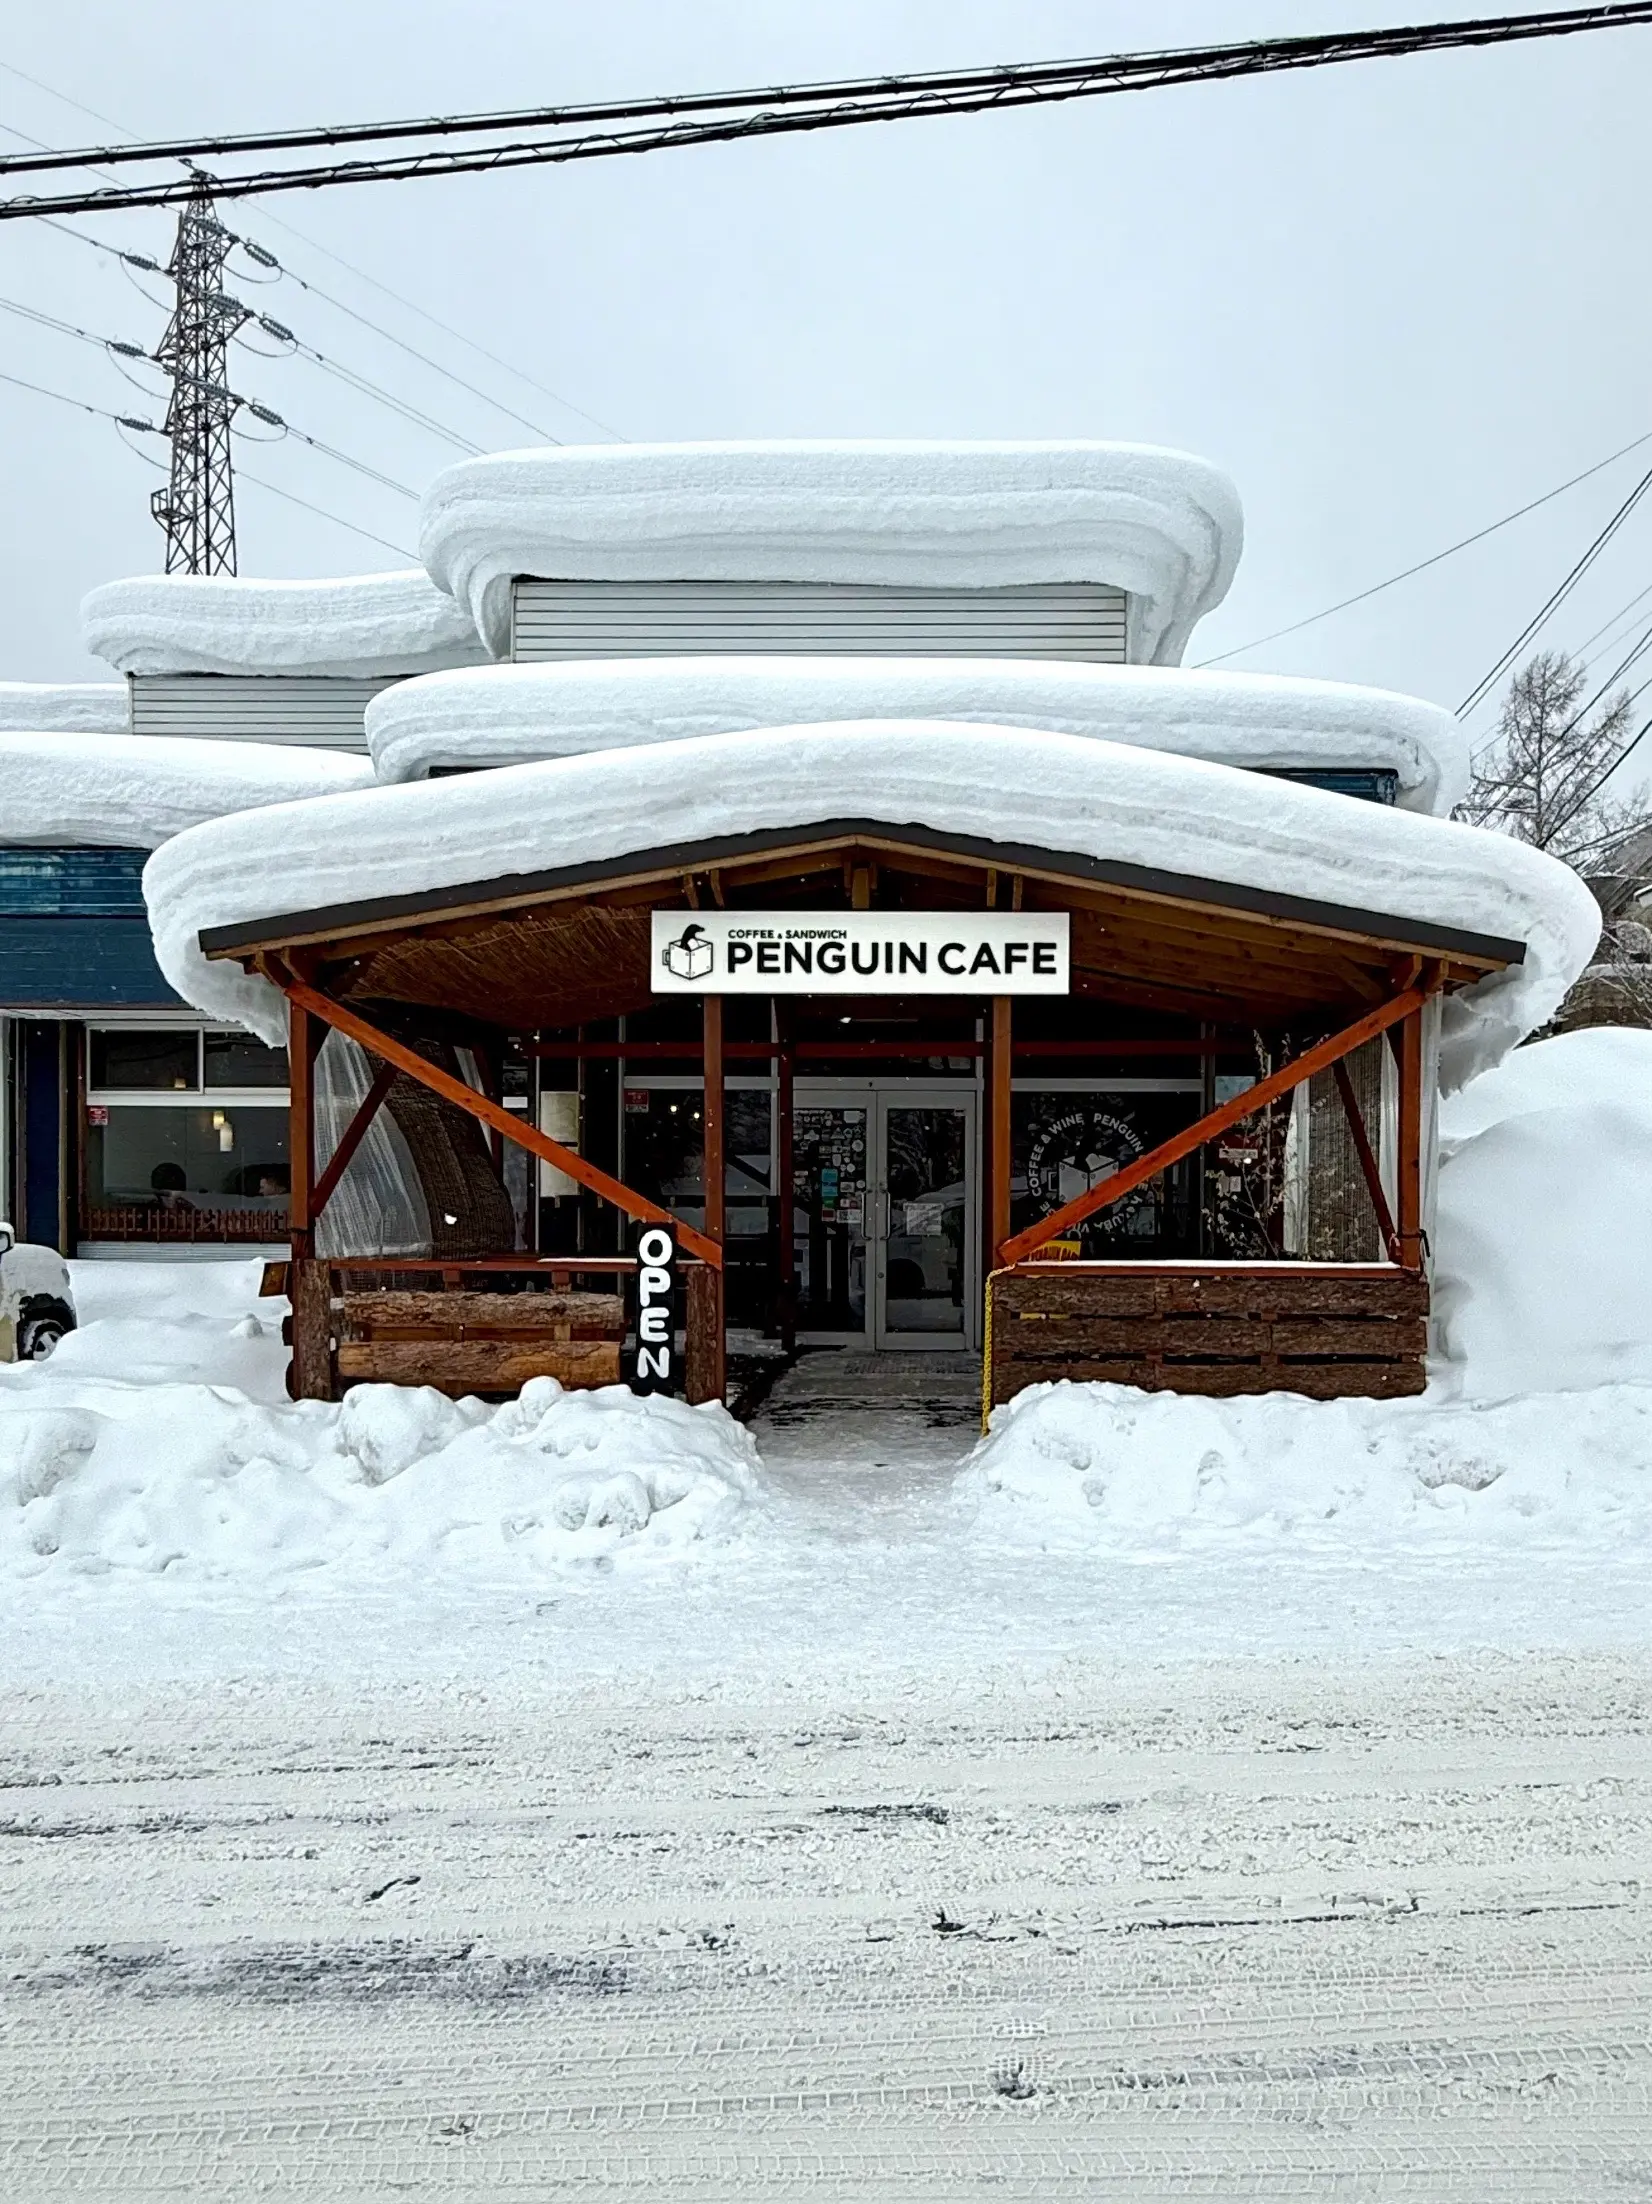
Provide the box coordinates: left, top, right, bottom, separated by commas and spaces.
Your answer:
150, 177, 248, 573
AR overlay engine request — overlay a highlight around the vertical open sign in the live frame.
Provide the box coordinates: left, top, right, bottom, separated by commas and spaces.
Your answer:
629, 1224, 679, 1393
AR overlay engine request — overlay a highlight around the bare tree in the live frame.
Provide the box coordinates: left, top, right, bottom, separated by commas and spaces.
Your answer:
1459, 649, 1650, 871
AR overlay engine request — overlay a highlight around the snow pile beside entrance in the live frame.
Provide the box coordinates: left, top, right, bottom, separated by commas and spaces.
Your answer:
368, 657, 1468, 814
82, 569, 488, 678
420, 440, 1242, 665
0, 682, 127, 734
144, 721, 1597, 1087
1430, 1028, 1652, 1398
0, 733, 373, 848
0, 1344, 761, 1584
962, 1379, 1652, 1546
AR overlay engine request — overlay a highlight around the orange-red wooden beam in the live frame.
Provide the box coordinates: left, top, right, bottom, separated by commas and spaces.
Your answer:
998, 982, 1435, 1267
277, 976, 724, 1268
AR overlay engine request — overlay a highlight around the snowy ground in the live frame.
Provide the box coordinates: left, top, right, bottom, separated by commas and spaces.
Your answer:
2, 1264, 1651, 2193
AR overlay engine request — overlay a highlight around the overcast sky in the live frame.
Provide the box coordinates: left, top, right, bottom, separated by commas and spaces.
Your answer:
2, 0, 1648, 758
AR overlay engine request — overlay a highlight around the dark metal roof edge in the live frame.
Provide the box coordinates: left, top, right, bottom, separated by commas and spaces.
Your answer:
197, 816, 1528, 969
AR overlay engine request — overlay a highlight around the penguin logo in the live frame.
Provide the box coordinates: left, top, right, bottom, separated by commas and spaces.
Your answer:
663, 921, 715, 981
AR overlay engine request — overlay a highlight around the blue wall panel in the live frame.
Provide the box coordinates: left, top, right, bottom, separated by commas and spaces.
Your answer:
0, 917, 180, 1010
0, 849, 179, 1009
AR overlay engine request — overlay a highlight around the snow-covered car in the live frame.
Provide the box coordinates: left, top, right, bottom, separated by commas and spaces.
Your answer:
0, 1224, 76, 1361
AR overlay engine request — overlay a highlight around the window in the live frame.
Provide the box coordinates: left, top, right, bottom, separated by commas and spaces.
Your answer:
204, 1033, 289, 1088
84, 1026, 293, 1243
89, 1028, 198, 1091
89, 1028, 290, 1093
86, 1107, 291, 1212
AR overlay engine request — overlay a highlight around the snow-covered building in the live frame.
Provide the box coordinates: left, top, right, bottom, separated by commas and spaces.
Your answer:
2, 441, 1594, 1408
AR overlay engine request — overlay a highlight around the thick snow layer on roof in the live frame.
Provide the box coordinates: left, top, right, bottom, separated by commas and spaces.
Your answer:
0, 682, 128, 734
81, 569, 488, 678
145, 721, 1594, 1087
420, 440, 1242, 665
368, 657, 1468, 815
0, 734, 374, 850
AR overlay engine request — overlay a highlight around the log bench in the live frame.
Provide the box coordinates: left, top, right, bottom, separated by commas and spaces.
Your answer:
277, 1263, 629, 1399
335, 1289, 626, 1395
988, 1262, 1430, 1409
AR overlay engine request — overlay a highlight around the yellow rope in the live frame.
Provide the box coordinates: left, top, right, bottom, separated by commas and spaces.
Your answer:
980, 1264, 1012, 1435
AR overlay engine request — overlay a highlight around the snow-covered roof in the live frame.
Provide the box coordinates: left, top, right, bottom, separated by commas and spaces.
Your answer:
81, 569, 489, 679
0, 733, 374, 850
420, 441, 1243, 666
367, 657, 1468, 816
144, 721, 1594, 1089
0, 682, 128, 735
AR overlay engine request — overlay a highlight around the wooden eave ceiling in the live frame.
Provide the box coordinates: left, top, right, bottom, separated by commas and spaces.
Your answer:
205, 823, 1525, 1031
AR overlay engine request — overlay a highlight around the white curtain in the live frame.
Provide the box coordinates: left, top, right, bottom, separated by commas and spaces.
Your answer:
312, 1031, 432, 1258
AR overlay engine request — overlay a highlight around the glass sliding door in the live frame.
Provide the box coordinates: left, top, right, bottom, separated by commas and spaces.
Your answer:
876, 1093, 974, 1348
792, 1098, 872, 1340
792, 1084, 978, 1351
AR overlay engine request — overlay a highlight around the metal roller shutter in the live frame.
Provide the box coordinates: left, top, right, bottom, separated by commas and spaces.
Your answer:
128, 675, 394, 749
510, 580, 1129, 662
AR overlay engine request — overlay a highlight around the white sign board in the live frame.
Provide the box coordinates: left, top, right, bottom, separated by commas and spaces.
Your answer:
650, 910, 1069, 994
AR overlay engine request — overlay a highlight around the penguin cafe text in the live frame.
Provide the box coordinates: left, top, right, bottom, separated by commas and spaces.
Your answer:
650, 911, 1070, 995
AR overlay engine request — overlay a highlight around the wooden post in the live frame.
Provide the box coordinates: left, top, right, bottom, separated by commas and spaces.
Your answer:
1396, 1004, 1425, 1271
285, 998, 331, 1399
988, 997, 1012, 1267
776, 1034, 795, 1354
701, 993, 727, 1402
684, 1263, 721, 1405
288, 997, 317, 1259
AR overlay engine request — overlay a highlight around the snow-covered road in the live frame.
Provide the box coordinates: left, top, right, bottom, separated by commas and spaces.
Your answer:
4, 1651, 1650, 2198
5, 1255, 1652, 2194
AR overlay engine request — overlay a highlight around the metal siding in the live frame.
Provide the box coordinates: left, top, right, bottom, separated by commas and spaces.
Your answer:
0, 848, 149, 917
510, 580, 1129, 662
0, 918, 182, 1010
128, 674, 392, 748
1264, 768, 1400, 806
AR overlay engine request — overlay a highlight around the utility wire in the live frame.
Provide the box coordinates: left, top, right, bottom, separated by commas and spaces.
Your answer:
1195, 426, 1652, 669
0, 361, 156, 431
4, 6, 1650, 218
246, 310, 482, 454
1456, 460, 1652, 717
0, 355, 418, 559
235, 468, 416, 559
0, 273, 426, 498
2, 4, 1646, 184
235, 241, 564, 442
3, 60, 620, 440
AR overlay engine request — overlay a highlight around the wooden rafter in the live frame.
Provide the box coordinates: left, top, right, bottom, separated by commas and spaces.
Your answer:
998, 981, 1438, 1266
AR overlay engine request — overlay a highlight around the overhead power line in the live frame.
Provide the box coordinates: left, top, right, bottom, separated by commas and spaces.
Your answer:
1456, 460, 1652, 717
1195, 425, 1652, 669
1, 5, 1646, 182
0, 361, 157, 433
3, 5, 1648, 218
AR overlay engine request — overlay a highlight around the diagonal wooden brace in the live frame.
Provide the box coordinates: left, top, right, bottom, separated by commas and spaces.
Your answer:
1331, 1056, 1402, 1266
998, 982, 1434, 1267
311, 1058, 398, 1222
277, 976, 724, 1268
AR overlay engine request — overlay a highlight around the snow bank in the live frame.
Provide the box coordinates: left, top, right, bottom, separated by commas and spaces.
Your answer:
0, 733, 373, 849
0, 1352, 761, 1584
0, 682, 127, 734
82, 569, 488, 678
1430, 1028, 1652, 1398
420, 440, 1243, 666
962, 1378, 1652, 1547
144, 721, 1596, 1086
369, 657, 1467, 814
